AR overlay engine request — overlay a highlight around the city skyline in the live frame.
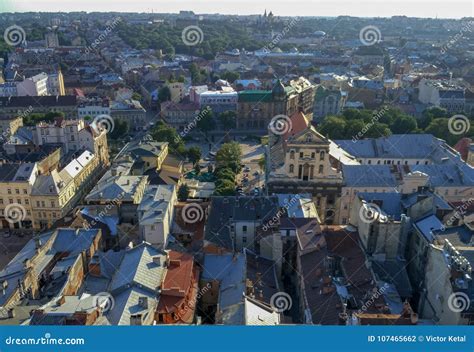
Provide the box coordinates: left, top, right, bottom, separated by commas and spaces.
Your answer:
6, 0, 474, 19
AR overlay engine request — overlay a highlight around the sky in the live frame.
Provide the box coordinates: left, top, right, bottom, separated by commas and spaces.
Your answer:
5, 0, 474, 19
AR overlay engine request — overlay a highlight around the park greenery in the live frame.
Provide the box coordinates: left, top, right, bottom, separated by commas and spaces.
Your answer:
213, 142, 242, 196
319, 107, 473, 145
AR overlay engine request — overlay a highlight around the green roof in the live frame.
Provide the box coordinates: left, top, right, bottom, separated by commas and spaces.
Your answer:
238, 87, 295, 103
238, 90, 273, 103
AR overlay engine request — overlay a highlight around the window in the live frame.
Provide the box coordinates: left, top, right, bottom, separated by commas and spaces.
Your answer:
311, 152, 315, 159
15, 189, 19, 194
299, 152, 304, 158
50, 201, 55, 208
9, 199, 13, 204
7, 189, 11, 194
289, 150, 295, 159
289, 164, 294, 173
23, 189, 27, 194
25, 199, 29, 205
319, 165, 324, 174
320, 151, 325, 160
368, 160, 372, 164
242, 236, 247, 243
242, 225, 247, 233
0, 199, 3, 205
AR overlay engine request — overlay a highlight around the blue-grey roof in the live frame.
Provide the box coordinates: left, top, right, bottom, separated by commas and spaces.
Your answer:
335, 134, 458, 162
342, 165, 398, 188
86, 175, 148, 202
414, 215, 445, 242
138, 185, 175, 226
109, 243, 166, 294
205, 196, 279, 250
400, 190, 452, 211
202, 253, 246, 324
52, 229, 100, 255
410, 164, 474, 187
105, 286, 157, 326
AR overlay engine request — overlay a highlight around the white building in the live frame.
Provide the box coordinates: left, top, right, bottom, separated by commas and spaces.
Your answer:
16, 72, 49, 96
138, 184, 177, 248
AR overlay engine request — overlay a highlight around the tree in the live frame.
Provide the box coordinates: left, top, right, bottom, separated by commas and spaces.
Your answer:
391, 115, 417, 134
216, 142, 242, 173
420, 107, 447, 130
132, 92, 142, 101
215, 167, 236, 182
178, 184, 190, 202
214, 179, 236, 196
220, 71, 240, 84
197, 107, 216, 134
109, 119, 129, 139
218, 111, 236, 130
319, 116, 347, 139
194, 163, 201, 175
187, 146, 202, 165
151, 121, 185, 154
158, 86, 171, 103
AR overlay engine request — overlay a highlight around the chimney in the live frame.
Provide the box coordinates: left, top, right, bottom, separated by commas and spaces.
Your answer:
34, 237, 42, 250
130, 314, 143, 326
7, 308, 15, 319
152, 256, 161, 266
2, 280, 8, 296
138, 297, 148, 309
